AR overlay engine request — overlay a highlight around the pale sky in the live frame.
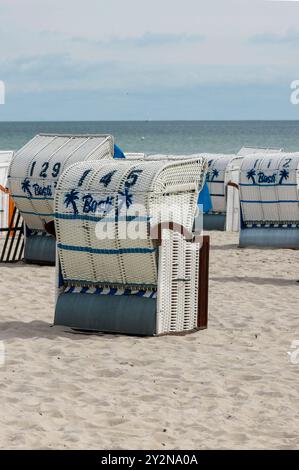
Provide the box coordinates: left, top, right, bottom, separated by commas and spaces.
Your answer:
0, 0, 299, 120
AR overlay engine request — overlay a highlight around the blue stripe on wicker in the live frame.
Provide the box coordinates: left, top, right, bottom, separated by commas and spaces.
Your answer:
54, 212, 150, 223
12, 194, 54, 201
57, 243, 156, 255
240, 183, 297, 187
241, 200, 298, 204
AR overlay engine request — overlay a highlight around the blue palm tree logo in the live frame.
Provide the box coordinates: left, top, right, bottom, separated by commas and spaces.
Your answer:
247, 169, 256, 184
118, 188, 133, 210
21, 178, 32, 197
210, 169, 219, 182
64, 189, 80, 214
279, 169, 289, 185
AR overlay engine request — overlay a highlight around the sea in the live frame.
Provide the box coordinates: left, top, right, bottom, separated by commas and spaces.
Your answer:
1, 120, 299, 154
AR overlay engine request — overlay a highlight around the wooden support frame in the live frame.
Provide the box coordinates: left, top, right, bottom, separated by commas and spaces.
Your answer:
198, 235, 209, 329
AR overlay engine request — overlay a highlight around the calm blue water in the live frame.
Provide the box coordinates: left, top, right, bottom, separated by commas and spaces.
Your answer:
0, 121, 299, 154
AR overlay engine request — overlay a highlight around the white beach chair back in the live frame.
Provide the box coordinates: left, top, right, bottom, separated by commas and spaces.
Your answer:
8, 134, 114, 232
238, 146, 283, 157
124, 153, 146, 160
55, 158, 207, 288
145, 154, 204, 161
199, 153, 239, 214
240, 152, 299, 225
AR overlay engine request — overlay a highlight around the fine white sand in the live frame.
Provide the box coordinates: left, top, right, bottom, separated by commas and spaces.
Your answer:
0, 231, 299, 449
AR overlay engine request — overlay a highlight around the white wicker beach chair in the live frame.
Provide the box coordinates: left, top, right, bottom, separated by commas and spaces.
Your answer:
54, 158, 209, 335
143, 153, 244, 232
8, 134, 114, 263
193, 153, 243, 231
239, 152, 299, 248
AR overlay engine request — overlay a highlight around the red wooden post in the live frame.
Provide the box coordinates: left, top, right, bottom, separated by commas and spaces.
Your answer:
198, 235, 210, 329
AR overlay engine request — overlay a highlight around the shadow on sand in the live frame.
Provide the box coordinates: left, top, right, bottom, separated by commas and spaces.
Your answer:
0, 320, 110, 341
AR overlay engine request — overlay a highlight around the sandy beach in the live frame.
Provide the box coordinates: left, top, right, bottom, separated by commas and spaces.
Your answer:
0, 230, 299, 449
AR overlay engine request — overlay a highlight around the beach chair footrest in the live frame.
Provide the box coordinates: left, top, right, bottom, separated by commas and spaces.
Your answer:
239, 227, 299, 249
24, 234, 56, 265
54, 293, 157, 336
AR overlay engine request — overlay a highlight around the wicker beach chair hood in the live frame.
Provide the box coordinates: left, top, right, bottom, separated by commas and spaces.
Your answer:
8, 134, 114, 232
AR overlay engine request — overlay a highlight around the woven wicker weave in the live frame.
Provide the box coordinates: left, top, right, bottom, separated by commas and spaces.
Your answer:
55, 158, 207, 285
8, 134, 114, 231
125, 153, 146, 160
239, 152, 299, 225
195, 153, 242, 215
156, 230, 200, 334
146, 153, 245, 218
55, 158, 207, 333
145, 154, 203, 161
238, 147, 283, 157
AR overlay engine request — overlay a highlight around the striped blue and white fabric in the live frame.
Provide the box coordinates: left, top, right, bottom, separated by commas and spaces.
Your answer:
64, 285, 157, 298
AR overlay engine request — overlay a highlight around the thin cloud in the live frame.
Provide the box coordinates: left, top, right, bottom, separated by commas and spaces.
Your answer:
70, 31, 205, 47
250, 30, 299, 45
1, 52, 298, 96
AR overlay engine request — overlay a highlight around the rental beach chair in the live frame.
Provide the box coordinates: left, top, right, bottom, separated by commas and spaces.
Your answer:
198, 153, 244, 231
54, 158, 209, 335
8, 134, 114, 265
239, 152, 299, 248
